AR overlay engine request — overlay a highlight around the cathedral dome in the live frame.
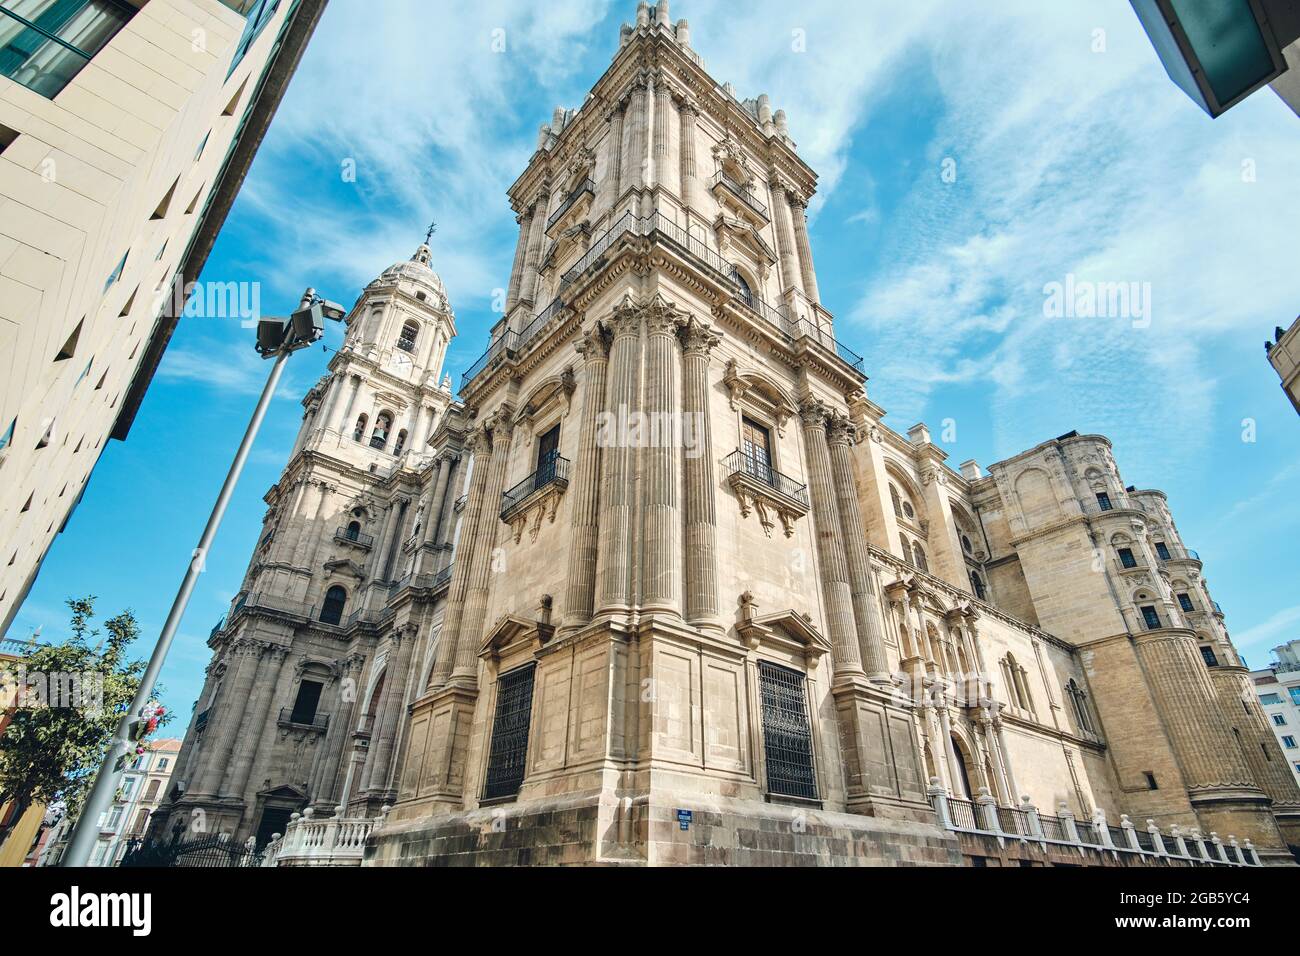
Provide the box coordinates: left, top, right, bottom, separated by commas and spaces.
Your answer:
373, 243, 448, 306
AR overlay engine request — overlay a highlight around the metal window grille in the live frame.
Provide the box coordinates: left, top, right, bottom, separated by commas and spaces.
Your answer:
758, 661, 818, 800
483, 663, 536, 801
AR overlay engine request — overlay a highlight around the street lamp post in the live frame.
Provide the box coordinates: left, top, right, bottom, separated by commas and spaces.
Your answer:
61, 289, 346, 867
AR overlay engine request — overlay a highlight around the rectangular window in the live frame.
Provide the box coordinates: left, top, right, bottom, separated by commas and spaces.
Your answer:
482, 663, 536, 801
1177, 592, 1194, 612
1095, 492, 1112, 511
1261, 693, 1283, 705
225, 0, 280, 77
288, 680, 323, 724
0, 0, 135, 99
1117, 547, 1137, 569
1290, 687, 1300, 707
1199, 645, 1218, 667
103, 250, 127, 291
1140, 605, 1161, 630
1273, 714, 1287, 727
1155, 542, 1172, 561
535, 424, 560, 481
741, 417, 773, 485
1283, 736, 1297, 750
758, 661, 818, 801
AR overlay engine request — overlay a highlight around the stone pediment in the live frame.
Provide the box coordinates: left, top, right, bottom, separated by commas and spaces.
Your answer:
323, 558, 366, 581
478, 613, 555, 662
736, 596, 832, 670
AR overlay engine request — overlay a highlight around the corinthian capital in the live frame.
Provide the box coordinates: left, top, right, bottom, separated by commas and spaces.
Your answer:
679, 317, 721, 357
798, 396, 828, 428
574, 321, 611, 362
644, 293, 689, 337
607, 293, 644, 338
826, 413, 858, 448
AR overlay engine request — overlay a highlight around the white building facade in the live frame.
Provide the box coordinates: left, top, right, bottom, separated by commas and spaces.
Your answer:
1253, 641, 1300, 787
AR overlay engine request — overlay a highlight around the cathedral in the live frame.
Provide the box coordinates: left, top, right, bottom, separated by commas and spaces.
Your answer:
150, 1, 1300, 866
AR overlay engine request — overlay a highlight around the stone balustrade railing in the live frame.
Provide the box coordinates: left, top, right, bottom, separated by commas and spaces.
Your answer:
928, 780, 1260, 867
262, 805, 384, 867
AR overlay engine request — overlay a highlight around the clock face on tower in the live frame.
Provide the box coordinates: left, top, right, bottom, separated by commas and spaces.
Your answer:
390, 351, 413, 375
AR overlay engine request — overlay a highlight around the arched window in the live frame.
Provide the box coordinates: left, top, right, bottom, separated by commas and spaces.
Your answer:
352, 414, 368, 443
735, 272, 755, 308
969, 570, 986, 601
397, 320, 419, 354
320, 585, 347, 625
912, 542, 928, 574
900, 532, 913, 566
393, 429, 408, 456
1066, 679, 1094, 734
890, 484, 903, 518
345, 521, 361, 541
370, 412, 392, 450
960, 534, 973, 555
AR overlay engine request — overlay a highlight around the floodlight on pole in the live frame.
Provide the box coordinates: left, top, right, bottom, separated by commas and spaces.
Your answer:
61, 288, 342, 867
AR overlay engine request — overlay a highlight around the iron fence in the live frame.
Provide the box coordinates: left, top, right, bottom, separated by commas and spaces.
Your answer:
119, 834, 262, 868
1039, 813, 1067, 842
724, 450, 809, 507
709, 169, 768, 218
501, 454, 570, 517
947, 797, 978, 830
547, 178, 595, 230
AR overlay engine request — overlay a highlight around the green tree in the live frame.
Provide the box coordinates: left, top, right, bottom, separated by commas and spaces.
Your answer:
0, 597, 167, 844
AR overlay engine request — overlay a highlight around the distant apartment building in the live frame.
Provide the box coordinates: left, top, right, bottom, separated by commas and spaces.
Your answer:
1253, 641, 1300, 788
1267, 317, 1300, 416
0, 631, 46, 864
0, 0, 327, 637
96, 737, 181, 865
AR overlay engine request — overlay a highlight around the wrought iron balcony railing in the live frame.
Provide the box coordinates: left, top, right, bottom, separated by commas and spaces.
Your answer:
501, 454, 571, 518
334, 527, 375, 548
709, 169, 768, 218
724, 450, 809, 507
278, 708, 329, 731
547, 178, 595, 231
396, 337, 417, 354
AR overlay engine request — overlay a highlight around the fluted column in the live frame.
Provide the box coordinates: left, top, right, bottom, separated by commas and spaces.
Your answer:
827, 416, 886, 680
604, 103, 625, 213
331, 374, 362, 434
223, 645, 287, 798
641, 297, 683, 615
772, 181, 803, 297
423, 455, 451, 550
790, 193, 821, 304
504, 210, 532, 313
365, 499, 400, 586
193, 640, 262, 797
517, 192, 549, 310
652, 73, 676, 196
432, 455, 461, 551
799, 398, 858, 672
992, 709, 1021, 801
362, 627, 416, 794
936, 705, 964, 796
292, 480, 327, 567
625, 73, 648, 193
452, 416, 515, 681
563, 323, 611, 628
596, 297, 643, 613
429, 430, 490, 689
678, 96, 699, 212
681, 318, 720, 629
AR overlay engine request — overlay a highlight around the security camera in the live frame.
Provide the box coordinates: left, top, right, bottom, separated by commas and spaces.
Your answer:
319, 300, 347, 322
290, 304, 325, 346
256, 317, 288, 357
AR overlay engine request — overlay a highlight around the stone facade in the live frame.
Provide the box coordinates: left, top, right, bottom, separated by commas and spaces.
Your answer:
0, 0, 325, 637
1267, 316, 1300, 416
157, 1, 1300, 866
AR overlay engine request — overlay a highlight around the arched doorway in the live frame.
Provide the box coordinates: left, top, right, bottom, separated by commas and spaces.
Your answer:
950, 734, 974, 799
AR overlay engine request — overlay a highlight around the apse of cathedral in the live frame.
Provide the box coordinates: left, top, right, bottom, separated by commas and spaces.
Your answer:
152, 1, 1300, 866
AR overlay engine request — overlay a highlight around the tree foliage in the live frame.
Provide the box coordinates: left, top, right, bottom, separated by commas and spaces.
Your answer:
0, 597, 168, 821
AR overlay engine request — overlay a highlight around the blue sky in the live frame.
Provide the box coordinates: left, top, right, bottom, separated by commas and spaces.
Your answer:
9, 0, 1300, 719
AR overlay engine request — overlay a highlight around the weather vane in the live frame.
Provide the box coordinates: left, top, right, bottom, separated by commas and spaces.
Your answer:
425, 220, 437, 244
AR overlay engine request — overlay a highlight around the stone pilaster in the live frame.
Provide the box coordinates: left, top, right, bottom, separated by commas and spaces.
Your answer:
799, 398, 857, 670
596, 296, 643, 615
429, 428, 491, 688
193, 639, 263, 797
505, 209, 531, 313
625, 72, 649, 193
678, 96, 699, 212
641, 296, 685, 615
518, 191, 549, 309
362, 626, 417, 795
652, 73, 676, 195
416, 453, 452, 572
563, 322, 611, 628
452, 414, 514, 681
827, 414, 888, 681
790, 193, 820, 304
680, 317, 720, 630
771, 180, 803, 297
221, 644, 287, 801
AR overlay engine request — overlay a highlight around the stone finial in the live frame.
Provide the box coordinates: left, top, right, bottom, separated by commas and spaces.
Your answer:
537, 124, 551, 150
907, 422, 932, 446
620, 23, 632, 46
655, 0, 670, 27
774, 109, 789, 135
636, 2, 650, 28
959, 459, 982, 480
738, 590, 758, 622
757, 94, 772, 125
675, 18, 690, 46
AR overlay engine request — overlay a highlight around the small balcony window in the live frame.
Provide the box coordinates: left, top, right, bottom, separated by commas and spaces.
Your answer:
1117, 547, 1137, 569
1177, 592, 1194, 613
1155, 541, 1172, 561
1139, 605, 1161, 630
1200, 645, 1219, 667
1095, 492, 1112, 511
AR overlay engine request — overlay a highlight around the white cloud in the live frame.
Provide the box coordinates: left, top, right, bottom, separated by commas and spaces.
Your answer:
1236, 605, 1300, 658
